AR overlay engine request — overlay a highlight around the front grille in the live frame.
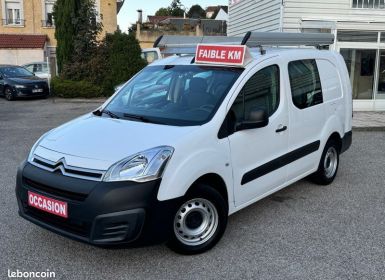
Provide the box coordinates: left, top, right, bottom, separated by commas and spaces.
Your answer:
31, 156, 104, 181
25, 205, 90, 237
24, 177, 88, 202
25, 82, 48, 89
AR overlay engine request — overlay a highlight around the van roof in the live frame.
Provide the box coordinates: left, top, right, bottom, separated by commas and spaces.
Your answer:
150, 48, 336, 68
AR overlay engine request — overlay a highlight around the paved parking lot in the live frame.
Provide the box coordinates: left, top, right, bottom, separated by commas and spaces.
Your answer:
1, 98, 385, 280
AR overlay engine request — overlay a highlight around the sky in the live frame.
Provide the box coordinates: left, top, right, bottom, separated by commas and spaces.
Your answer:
117, 0, 227, 32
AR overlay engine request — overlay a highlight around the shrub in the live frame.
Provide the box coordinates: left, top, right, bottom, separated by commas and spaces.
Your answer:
98, 31, 147, 95
51, 78, 104, 98
56, 30, 147, 98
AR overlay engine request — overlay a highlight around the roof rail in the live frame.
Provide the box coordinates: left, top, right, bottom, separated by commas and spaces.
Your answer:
242, 32, 334, 48
153, 32, 335, 55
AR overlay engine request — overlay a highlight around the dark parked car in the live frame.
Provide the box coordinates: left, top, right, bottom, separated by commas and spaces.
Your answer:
0, 65, 49, 101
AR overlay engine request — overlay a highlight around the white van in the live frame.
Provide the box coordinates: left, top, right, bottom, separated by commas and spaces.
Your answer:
16, 32, 352, 255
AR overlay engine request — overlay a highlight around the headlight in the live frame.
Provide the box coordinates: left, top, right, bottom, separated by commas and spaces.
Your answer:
15, 84, 26, 89
103, 146, 174, 182
27, 132, 50, 163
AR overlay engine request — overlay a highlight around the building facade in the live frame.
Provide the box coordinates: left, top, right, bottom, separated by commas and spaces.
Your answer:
228, 0, 385, 111
0, 0, 122, 68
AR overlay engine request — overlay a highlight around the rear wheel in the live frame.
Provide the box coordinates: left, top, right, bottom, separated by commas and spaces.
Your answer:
310, 139, 340, 185
5, 87, 14, 101
167, 184, 228, 254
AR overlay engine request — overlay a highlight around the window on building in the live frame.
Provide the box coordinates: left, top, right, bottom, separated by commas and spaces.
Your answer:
43, 0, 55, 27
4, 1, 22, 25
337, 31, 378, 42
288, 60, 323, 109
231, 65, 280, 123
352, 0, 385, 9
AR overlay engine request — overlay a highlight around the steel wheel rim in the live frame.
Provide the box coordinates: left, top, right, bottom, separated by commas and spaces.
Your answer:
324, 146, 338, 178
174, 198, 219, 246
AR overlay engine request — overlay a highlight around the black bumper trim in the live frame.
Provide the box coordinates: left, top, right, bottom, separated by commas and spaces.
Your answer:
16, 162, 181, 246
341, 131, 352, 154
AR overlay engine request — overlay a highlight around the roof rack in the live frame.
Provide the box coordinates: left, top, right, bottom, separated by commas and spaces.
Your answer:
244, 32, 334, 48
154, 32, 335, 55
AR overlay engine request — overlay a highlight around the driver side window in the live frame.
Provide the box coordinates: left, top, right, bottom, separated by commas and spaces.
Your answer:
231, 65, 280, 123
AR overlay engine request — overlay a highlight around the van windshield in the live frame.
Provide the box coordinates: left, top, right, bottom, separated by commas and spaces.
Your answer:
103, 65, 243, 126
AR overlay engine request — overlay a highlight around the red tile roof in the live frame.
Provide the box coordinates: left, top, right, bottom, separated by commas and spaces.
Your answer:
0, 34, 47, 49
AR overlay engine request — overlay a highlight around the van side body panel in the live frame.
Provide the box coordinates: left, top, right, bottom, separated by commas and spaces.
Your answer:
157, 50, 352, 216
156, 123, 235, 211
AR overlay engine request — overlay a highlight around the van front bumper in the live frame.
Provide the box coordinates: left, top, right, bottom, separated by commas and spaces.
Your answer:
16, 162, 179, 246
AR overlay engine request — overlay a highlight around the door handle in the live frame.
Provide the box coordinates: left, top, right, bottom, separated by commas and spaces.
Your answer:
276, 125, 287, 133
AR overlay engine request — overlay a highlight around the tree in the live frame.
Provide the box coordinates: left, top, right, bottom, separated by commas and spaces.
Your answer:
155, 7, 170, 16
169, 0, 184, 17
72, 0, 102, 63
154, 0, 185, 17
59, 0, 102, 81
53, 0, 79, 74
53, 0, 101, 75
187, 5, 206, 19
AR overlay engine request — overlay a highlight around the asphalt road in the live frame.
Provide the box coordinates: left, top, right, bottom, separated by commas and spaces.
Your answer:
1, 98, 385, 280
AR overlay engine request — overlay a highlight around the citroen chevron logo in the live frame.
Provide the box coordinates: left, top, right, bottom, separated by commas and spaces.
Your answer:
33, 155, 103, 181
51, 157, 67, 174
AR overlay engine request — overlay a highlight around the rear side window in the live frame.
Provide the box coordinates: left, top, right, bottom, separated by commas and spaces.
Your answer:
316, 59, 342, 101
288, 59, 323, 109
231, 65, 280, 122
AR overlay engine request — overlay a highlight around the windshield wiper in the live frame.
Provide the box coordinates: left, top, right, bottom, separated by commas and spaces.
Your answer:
93, 109, 120, 119
123, 113, 151, 123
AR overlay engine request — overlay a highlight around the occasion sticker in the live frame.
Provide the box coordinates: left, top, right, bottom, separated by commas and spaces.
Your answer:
28, 191, 68, 218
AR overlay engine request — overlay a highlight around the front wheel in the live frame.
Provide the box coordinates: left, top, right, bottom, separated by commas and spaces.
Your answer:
167, 184, 228, 255
310, 140, 340, 185
5, 87, 14, 101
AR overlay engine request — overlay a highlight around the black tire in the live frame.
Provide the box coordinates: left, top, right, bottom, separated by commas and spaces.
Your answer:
4, 87, 14, 101
167, 183, 228, 255
310, 139, 340, 185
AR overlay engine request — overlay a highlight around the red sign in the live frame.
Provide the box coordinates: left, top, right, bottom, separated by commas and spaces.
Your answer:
28, 191, 68, 218
195, 44, 247, 66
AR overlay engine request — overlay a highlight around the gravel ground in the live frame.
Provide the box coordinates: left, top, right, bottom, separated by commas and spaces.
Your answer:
1, 98, 384, 280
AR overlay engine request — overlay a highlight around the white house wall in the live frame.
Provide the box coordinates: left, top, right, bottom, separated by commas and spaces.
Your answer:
0, 49, 45, 65
228, 0, 282, 36
283, 0, 385, 31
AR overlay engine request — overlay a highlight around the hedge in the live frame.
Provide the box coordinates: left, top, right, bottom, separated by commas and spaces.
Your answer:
51, 78, 105, 98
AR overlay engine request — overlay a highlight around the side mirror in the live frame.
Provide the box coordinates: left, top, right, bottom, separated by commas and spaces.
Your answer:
235, 108, 269, 131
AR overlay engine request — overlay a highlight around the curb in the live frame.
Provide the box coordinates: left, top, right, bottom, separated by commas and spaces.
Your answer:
353, 126, 385, 131
50, 98, 107, 104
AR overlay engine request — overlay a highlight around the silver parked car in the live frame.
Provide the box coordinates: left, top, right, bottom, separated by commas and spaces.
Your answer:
22, 62, 51, 81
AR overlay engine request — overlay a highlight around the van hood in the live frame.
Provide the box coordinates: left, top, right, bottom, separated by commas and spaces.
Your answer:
36, 114, 197, 170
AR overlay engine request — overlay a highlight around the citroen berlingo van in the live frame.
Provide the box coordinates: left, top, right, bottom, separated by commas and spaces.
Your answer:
16, 32, 352, 254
